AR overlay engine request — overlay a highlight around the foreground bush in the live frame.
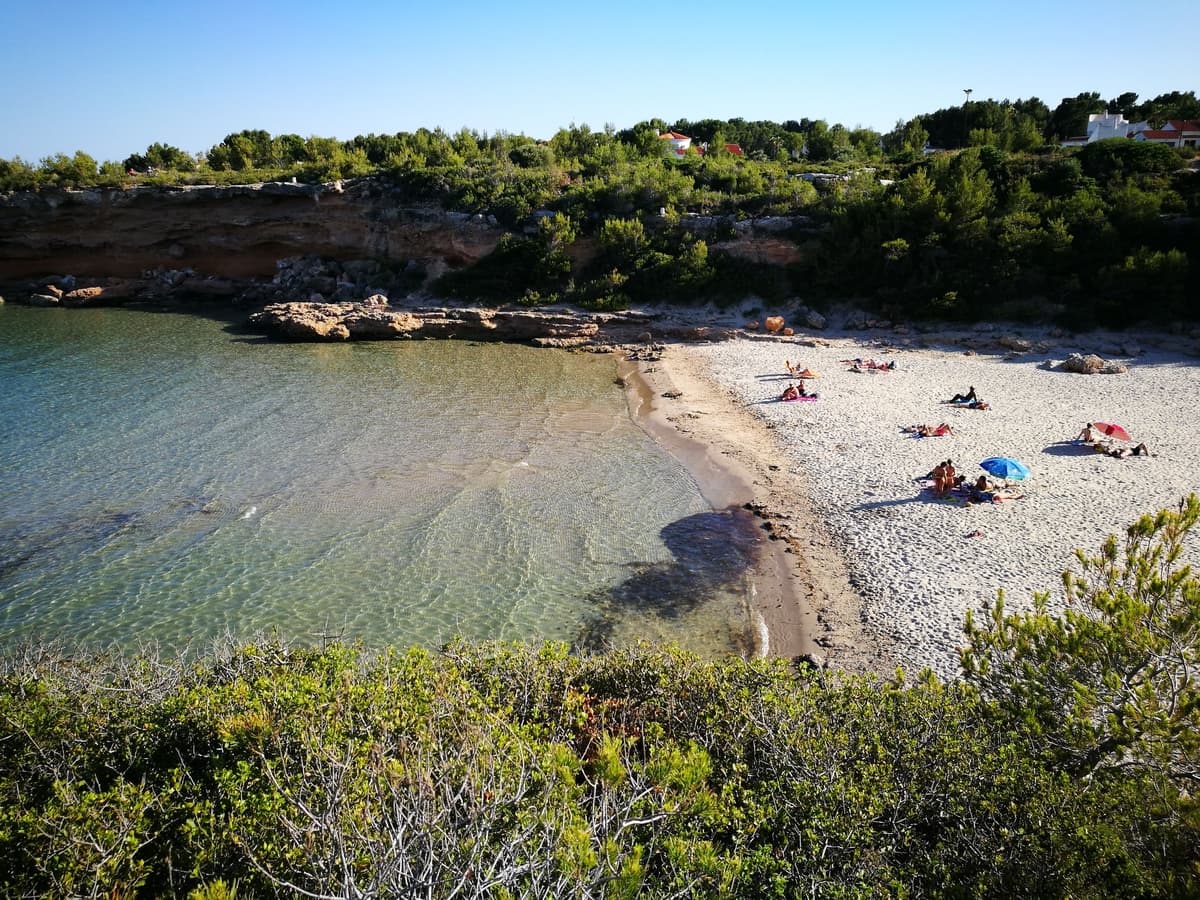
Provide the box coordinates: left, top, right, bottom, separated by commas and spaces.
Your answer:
2, 500, 1199, 897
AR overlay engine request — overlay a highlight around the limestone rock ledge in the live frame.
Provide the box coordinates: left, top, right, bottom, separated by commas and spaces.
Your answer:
249, 296, 610, 347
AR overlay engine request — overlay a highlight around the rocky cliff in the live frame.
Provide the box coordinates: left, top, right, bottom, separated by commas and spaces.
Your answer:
0, 179, 505, 284
0, 177, 821, 347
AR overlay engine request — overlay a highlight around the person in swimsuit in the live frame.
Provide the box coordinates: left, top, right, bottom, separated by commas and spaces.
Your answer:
949, 386, 977, 403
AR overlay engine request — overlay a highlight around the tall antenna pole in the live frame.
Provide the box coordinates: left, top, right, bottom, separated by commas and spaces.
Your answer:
963, 88, 973, 146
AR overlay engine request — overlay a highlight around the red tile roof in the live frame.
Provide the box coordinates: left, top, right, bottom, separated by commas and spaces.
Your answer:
658, 132, 691, 140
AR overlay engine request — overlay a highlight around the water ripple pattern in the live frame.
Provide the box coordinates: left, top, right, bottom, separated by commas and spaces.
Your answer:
0, 307, 748, 656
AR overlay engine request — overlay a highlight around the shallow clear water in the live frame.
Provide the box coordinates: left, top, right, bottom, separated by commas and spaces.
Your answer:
0, 305, 759, 656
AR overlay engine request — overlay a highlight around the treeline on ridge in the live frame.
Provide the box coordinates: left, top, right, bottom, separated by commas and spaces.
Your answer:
1, 89, 1198, 327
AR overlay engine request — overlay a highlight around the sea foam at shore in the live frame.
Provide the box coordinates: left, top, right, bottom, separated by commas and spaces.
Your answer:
683, 330, 1200, 680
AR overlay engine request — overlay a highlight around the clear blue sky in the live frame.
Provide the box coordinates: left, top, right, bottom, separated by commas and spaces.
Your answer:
2, 0, 1194, 164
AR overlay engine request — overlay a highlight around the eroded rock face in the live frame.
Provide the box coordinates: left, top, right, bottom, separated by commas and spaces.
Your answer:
0, 180, 505, 282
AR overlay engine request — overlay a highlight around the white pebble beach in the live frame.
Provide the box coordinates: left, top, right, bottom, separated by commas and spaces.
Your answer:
659, 326, 1200, 681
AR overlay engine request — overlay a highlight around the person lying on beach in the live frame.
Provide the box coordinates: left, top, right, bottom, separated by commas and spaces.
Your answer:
1106, 442, 1151, 459
786, 361, 818, 378
780, 382, 804, 401
948, 386, 978, 404
901, 423, 954, 437
986, 487, 1024, 501
967, 475, 1023, 503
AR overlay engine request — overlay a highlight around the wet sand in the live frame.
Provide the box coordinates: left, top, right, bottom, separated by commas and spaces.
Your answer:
621, 352, 898, 675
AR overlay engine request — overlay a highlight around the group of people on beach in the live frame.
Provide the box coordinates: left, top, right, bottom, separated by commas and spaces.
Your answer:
928, 459, 962, 495
780, 361, 818, 400
841, 357, 896, 373
923, 459, 1021, 503
1074, 423, 1150, 459
779, 381, 812, 401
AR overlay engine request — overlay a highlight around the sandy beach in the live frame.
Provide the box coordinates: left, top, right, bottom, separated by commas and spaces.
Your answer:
634, 323, 1200, 681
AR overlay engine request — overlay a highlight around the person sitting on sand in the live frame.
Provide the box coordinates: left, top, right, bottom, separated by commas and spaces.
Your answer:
780, 383, 801, 401
1076, 423, 1095, 443
949, 386, 978, 403
968, 475, 993, 503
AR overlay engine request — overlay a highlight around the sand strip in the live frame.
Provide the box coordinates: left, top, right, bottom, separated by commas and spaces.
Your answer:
669, 328, 1200, 680
620, 351, 898, 674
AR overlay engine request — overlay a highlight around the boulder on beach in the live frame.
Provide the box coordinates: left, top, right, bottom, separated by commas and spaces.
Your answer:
1060, 352, 1129, 375
62, 286, 106, 306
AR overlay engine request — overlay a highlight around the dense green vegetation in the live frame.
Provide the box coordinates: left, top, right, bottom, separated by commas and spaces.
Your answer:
2, 90, 1197, 326
2, 497, 1198, 897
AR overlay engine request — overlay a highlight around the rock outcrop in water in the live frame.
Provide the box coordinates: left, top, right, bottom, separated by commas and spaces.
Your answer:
247, 295, 712, 348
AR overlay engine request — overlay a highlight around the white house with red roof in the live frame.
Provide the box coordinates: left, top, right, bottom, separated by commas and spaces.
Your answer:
659, 132, 694, 157
1063, 114, 1200, 148
1131, 120, 1200, 148
658, 132, 746, 158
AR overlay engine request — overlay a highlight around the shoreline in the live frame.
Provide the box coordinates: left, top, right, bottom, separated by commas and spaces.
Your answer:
668, 326, 1200, 680
7, 296, 1199, 677
621, 349, 899, 675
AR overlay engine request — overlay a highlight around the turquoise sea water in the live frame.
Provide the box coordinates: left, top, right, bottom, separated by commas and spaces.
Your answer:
0, 305, 759, 656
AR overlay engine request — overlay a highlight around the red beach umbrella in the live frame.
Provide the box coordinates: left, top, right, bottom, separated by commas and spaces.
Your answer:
1093, 422, 1131, 441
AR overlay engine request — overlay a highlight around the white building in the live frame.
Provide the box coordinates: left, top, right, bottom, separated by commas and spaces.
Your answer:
1062, 114, 1200, 148
1061, 112, 1134, 146
658, 132, 693, 157
1131, 120, 1200, 148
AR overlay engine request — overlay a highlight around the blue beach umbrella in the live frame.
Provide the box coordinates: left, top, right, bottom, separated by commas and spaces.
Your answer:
980, 457, 1030, 481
